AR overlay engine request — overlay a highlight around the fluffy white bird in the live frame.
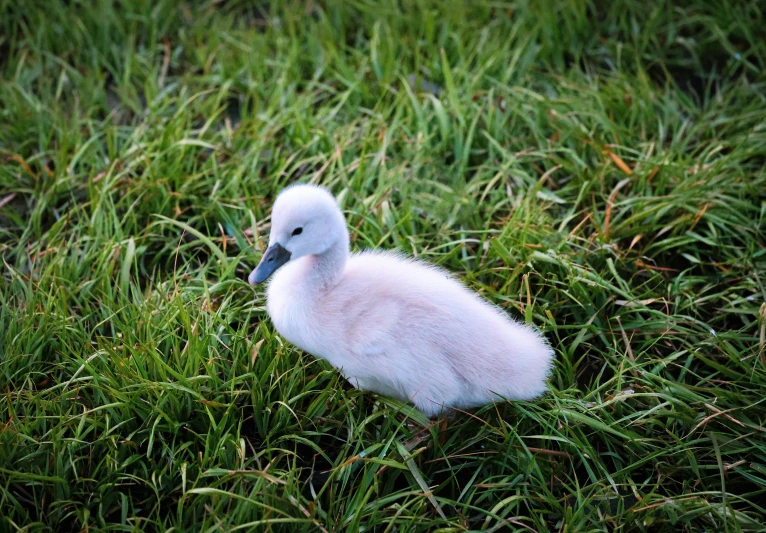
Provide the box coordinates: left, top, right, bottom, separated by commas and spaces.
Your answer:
249, 184, 554, 417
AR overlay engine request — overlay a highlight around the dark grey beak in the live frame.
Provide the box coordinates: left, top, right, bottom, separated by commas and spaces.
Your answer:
248, 243, 291, 285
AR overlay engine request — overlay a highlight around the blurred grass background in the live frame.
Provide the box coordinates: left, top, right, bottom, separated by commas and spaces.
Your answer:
1, 0, 765, 530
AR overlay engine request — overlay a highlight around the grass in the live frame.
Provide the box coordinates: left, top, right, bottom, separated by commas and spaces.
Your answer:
1, 0, 765, 530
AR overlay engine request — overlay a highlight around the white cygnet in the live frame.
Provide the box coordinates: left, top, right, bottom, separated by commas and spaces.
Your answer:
248, 184, 555, 417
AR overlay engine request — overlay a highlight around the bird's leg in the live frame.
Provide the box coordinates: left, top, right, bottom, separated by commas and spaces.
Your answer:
429, 409, 457, 445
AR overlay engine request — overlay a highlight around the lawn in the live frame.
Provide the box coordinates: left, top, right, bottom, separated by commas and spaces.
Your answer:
1, 0, 765, 531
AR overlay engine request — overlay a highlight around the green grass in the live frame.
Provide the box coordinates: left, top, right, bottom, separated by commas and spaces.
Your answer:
1, 0, 765, 530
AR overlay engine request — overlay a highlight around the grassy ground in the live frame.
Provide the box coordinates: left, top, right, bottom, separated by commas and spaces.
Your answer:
1, 0, 765, 531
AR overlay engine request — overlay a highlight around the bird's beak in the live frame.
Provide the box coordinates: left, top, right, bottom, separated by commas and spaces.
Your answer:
248, 243, 291, 285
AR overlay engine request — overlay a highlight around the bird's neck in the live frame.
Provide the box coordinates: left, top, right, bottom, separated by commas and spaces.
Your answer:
307, 233, 349, 289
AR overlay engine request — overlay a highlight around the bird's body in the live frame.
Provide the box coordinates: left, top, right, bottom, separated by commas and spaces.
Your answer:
249, 185, 554, 417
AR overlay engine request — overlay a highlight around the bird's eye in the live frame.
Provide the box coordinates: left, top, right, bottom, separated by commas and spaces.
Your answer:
292, 227, 303, 236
